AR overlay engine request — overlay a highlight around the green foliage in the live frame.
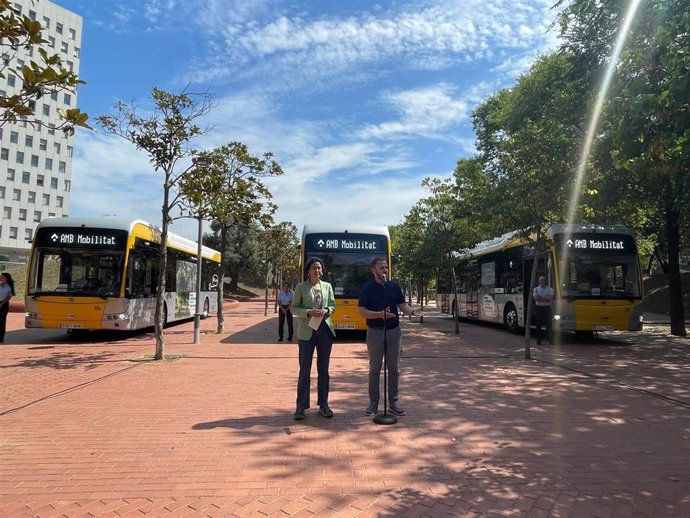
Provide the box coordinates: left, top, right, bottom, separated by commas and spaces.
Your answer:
0, 0, 90, 132
392, 177, 474, 290
258, 222, 300, 287
470, 52, 588, 231
178, 141, 283, 331
179, 142, 281, 227
558, 0, 688, 334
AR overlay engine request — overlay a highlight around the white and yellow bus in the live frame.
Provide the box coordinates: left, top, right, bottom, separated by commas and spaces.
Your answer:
437, 224, 644, 334
300, 225, 391, 331
25, 217, 221, 331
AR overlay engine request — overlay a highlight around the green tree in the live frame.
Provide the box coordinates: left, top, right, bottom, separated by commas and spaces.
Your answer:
559, 0, 689, 335
179, 142, 282, 332
98, 88, 213, 359
0, 0, 89, 131
393, 178, 469, 305
464, 51, 596, 356
256, 222, 299, 316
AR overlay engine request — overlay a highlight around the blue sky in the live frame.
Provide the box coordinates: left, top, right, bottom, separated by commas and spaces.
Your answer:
60, 0, 561, 240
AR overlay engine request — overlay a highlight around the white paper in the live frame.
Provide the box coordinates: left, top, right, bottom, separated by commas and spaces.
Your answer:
308, 315, 323, 331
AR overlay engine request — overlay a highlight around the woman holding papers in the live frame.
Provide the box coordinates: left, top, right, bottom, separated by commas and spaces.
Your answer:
291, 257, 336, 420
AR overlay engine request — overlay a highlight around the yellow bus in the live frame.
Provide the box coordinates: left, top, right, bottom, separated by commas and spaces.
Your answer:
300, 225, 391, 331
437, 224, 644, 335
25, 217, 221, 331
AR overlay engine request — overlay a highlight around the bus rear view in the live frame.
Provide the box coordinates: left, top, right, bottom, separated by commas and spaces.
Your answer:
301, 225, 390, 331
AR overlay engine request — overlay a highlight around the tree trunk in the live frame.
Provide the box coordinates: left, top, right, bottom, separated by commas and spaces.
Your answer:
666, 206, 686, 336
229, 271, 239, 291
154, 181, 170, 360
654, 246, 668, 274
216, 223, 229, 334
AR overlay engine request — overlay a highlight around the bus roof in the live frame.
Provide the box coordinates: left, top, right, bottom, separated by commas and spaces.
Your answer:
546, 223, 634, 238
455, 230, 524, 259
34, 217, 221, 262
456, 223, 635, 259
302, 224, 390, 237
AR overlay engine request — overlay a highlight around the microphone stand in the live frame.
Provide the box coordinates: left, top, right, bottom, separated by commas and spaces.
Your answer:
374, 300, 397, 425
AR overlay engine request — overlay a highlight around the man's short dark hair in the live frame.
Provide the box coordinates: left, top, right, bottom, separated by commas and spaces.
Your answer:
371, 257, 387, 268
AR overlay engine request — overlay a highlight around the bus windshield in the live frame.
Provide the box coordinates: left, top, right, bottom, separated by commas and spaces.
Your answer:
27, 247, 125, 297
302, 230, 389, 300
554, 232, 641, 299
318, 252, 384, 299
559, 251, 641, 299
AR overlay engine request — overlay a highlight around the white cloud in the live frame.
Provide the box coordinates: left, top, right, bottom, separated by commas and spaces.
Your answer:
187, 0, 557, 86
359, 83, 470, 140
269, 170, 427, 231
68, 131, 202, 236
69, 0, 563, 239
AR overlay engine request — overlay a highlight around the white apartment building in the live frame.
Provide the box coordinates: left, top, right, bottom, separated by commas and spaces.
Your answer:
0, 0, 82, 263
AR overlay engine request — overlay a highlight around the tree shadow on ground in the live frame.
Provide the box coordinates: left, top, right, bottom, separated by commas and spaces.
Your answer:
192, 310, 690, 516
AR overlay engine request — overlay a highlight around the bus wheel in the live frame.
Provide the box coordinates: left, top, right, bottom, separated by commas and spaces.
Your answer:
504, 304, 519, 333
200, 298, 210, 319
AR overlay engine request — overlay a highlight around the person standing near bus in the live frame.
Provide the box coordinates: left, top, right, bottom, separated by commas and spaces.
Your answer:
277, 282, 294, 342
532, 275, 554, 344
291, 257, 336, 420
0, 272, 16, 343
358, 258, 424, 417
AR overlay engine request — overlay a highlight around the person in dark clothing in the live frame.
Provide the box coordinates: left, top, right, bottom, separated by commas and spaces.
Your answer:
358, 258, 424, 417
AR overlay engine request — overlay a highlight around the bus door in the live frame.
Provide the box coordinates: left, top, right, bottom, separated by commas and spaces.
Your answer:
464, 269, 479, 319
455, 265, 478, 319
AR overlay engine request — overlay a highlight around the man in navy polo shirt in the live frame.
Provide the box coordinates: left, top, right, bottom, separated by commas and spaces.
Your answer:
358, 258, 424, 417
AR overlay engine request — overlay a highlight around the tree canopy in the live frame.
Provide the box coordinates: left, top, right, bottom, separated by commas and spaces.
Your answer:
0, 0, 89, 132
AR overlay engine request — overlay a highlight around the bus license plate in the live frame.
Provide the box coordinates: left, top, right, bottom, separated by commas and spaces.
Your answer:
60, 323, 82, 329
336, 324, 356, 329
594, 325, 613, 331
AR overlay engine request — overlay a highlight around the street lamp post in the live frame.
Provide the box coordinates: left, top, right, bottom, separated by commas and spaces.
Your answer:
193, 215, 203, 344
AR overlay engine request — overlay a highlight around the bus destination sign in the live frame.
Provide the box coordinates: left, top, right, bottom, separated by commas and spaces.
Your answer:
307, 233, 387, 252
555, 233, 635, 253
35, 228, 127, 249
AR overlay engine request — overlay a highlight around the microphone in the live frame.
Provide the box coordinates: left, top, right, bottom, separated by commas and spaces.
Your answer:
381, 273, 387, 285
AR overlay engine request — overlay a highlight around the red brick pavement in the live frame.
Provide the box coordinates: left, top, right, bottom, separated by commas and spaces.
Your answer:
1, 301, 689, 517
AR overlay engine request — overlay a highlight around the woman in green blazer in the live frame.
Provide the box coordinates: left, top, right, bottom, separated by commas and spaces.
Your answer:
291, 257, 336, 420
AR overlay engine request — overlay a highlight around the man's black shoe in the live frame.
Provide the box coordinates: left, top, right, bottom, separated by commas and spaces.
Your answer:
365, 403, 378, 416
389, 402, 406, 416
293, 409, 305, 420
318, 406, 334, 418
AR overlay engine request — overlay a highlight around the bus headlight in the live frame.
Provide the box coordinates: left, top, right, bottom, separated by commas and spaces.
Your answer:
25, 312, 40, 319
553, 314, 561, 320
